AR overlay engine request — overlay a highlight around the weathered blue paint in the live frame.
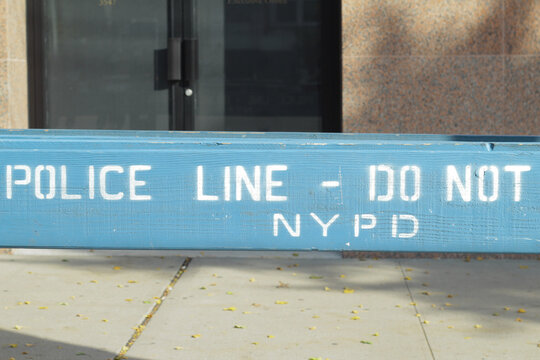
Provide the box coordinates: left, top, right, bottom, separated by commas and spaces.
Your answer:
1, 129, 539, 253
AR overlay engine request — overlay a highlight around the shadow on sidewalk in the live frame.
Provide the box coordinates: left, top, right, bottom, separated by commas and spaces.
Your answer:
0, 329, 150, 360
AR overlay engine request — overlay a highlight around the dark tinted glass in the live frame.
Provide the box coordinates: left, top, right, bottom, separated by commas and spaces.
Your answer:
42, 0, 169, 130
195, 0, 323, 131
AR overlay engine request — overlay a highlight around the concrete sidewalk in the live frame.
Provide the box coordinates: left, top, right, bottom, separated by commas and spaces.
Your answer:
0, 251, 539, 360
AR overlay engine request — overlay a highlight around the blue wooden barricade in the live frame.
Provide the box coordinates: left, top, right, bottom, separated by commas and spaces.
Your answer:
0, 129, 539, 253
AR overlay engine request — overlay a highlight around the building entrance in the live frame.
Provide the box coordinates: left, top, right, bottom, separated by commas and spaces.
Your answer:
28, 0, 340, 132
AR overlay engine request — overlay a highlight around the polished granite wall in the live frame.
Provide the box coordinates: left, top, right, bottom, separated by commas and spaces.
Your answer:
343, 0, 540, 135
0, 0, 27, 129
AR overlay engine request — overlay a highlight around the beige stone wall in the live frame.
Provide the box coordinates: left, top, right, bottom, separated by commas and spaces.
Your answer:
343, 0, 540, 135
0, 0, 27, 129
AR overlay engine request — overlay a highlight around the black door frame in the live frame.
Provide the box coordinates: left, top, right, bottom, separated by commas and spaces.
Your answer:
26, 0, 341, 132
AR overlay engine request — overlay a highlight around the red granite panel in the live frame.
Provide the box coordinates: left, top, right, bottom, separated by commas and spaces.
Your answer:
343, 56, 505, 134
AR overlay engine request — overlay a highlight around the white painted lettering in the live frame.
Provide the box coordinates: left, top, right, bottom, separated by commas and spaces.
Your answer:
6, 165, 31, 199
354, 214, 377, 237
61, 165, 82, 200
273, 213, 300, 237
35, 165, 56, 200
224, 166, 231, 201
478, 165, 499, 202
392, 214, 419, 238
369, 165, 394, 201
129, 165, 152, 201
504, 165, 531, 202
197, 166, 218, 201
100, 165, 124, 200
446, 165, 471, 202
266, 165, 288, 202
236, 166, 261, 201
310, 213, 339, 237
89, 166, 95, 199
400, 166, 421, 201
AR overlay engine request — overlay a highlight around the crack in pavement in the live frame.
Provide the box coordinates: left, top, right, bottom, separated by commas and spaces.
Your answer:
114, 257, 192, 360
399, 260, 436, 360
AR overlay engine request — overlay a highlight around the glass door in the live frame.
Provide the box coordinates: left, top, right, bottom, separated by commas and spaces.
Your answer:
194, 0, 334, 132
38, 0, 171, 130
29, 0, 340, 132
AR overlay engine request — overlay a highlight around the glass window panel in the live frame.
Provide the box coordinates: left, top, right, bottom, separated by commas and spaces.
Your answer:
42, 0, 169, 130
195, 0, 323, 132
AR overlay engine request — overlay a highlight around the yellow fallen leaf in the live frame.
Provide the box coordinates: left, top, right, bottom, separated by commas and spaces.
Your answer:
234, 324, 245, 329
410, 302, 417, 306
404, 276, 411, 281
128, 280, 137, 284
373, 332, 379, 336
113, 266, 122, 270
90, 280, 98, 283
448, 325, 454, 329
24, 301, 31, 305
191, 334, 201, 338
324, 287, 331, 292
117, 285, 124, 288
474, 324, 482, 329
464, 336, 472, 340
395, 304, 401, 308
350, 316, 360, 320
516, 318, 523, 322
504, 306, 510, 311
517, 308, 526, 313
339, 274, 346, 278
267, 335, 275, 338
249, 278, 255, 282
174, 346, 183, 350
38, 306, 48, 310
343, 287, 355, 294
312, 315, 320, 318
252, 342, 258, 345
416, 313, 421, 317
405, 268, 413, 272
13, 325, 22, 330
424, 320, 430, 324
519, 265, 528, 269
275, 300, 288, 304
351, 310, 359, 314
9, 344, 17, 348
223, 307, 236, 311
445, 303, 452, 307
309, 326, 317, 330
125, 299, 133, 302
226, 291, 234, 295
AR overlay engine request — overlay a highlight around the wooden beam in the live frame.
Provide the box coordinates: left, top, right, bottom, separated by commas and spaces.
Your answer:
1, 130, 539, 252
